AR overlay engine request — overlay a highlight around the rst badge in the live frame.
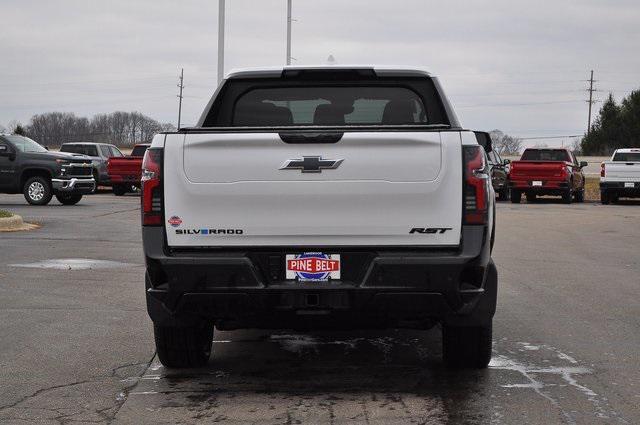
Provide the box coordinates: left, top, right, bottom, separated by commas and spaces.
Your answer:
285, 253, 341, 282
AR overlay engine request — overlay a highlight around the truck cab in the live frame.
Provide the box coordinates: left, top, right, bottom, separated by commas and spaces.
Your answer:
59, 142, 124, 188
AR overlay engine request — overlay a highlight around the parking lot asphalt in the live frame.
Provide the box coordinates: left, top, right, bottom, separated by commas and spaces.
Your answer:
0, 194, 639, 424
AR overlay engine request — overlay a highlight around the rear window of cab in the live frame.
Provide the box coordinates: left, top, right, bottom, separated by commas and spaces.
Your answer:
201, 75, 450, 127
521, 149, 570, 162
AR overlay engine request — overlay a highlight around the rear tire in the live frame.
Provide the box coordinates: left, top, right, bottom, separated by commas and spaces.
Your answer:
154, 324, 214, 368
112, 184, 127, 196
510, 189, 521, 204
526, 193, 536, 203
442, 324, 492, 369
55, 193, 83, 205
562, 190, 573, 204
23, 176, 53, 206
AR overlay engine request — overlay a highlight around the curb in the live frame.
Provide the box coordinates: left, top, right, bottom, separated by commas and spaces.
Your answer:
0, 214, 39, 232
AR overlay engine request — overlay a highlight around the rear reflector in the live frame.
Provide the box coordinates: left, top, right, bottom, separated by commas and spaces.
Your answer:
141, 148, 163, 226
463, 146, 490, 224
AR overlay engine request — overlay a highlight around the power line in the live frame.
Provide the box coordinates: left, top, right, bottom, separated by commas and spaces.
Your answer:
520, 135, 582, 140
177, 68, 184, 129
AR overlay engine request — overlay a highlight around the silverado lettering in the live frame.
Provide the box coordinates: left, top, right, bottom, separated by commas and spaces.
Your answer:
175, 229, 243, 235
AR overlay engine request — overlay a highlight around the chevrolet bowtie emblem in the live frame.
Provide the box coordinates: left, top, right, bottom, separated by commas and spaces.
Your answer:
280, 156, 343, 173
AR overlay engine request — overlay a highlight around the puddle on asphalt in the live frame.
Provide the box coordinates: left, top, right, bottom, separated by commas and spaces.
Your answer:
120, 333, 629, 424
9, 258, 139, 270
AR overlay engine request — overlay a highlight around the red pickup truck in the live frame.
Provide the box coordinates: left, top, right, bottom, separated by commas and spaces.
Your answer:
107, 144, 149, 196
508, 148, 587, 204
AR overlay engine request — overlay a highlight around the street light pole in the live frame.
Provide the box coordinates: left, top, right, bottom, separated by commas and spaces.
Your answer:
217, 0, 225, 84
286, 0, 292, 65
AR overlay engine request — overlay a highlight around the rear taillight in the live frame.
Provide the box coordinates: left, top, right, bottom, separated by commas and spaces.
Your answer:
141, 148, 163, 226
463, 146, 490, 224
600, 163, 605, 178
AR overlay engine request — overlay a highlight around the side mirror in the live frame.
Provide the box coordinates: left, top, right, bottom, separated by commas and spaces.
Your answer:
0, 145, 16, 160
44, 146, 50, 151
580, 161, 588, 168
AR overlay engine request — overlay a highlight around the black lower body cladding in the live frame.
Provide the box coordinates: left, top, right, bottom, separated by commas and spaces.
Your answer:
143, 225, 497, 330
600, 181, 640, 199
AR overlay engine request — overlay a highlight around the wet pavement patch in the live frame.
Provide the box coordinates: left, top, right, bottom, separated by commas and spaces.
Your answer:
9, 258, 139, 270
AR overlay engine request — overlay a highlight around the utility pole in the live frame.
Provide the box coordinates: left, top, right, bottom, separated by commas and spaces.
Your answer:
286, 0, 292, 65
217, 0, 225, 84
177, 68, 184, 129
586, 70, 597, 135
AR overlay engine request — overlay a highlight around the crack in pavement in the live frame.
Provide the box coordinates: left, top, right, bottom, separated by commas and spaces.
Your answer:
0, 358, 154, 425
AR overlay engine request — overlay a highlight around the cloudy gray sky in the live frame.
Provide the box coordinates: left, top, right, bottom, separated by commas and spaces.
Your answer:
2, 0, 639, 146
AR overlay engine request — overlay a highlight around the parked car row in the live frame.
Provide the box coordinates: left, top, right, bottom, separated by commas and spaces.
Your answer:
475, 132, 640, 205
0, 135, 151, 205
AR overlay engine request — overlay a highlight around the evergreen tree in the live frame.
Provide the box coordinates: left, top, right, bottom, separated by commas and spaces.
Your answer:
581, 94, 621, 155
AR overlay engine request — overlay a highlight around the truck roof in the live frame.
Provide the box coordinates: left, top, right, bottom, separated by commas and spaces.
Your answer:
523, 147, 570, 151
613, 148, 640, 153
225, 65, 433, 80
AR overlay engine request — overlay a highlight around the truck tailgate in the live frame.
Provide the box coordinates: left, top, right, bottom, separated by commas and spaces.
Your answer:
603, 161, 640, 181
163, 131, 462, 247
510, 161, 567, 179
108, 157, 142, 176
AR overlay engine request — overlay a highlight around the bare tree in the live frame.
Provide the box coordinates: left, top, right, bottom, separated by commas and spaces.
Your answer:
489, 129, 523, 155
24, 111, 174, 147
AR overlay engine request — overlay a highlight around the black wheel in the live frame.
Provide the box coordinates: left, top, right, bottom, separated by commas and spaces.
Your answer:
154, 324, 214, 368
510, 189, 521, 204
112, 184, 127, 196
526, 193, 536, 203
575, 187, 585, 203
442, 323, 493, 369
562, 190, 573, 204
55, 193, 83, 205
601, 191, 610, 205
23, 176, 53, 205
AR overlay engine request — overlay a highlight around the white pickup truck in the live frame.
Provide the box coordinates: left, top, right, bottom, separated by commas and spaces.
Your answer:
141, 66, 497, 369
600, 148, 640, 204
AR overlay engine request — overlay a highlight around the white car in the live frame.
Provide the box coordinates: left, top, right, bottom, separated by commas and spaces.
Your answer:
600, 148, 640, 204
140, 66, 497, 369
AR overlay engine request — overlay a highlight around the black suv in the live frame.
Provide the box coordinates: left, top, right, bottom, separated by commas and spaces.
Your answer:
0, 134, 95, 205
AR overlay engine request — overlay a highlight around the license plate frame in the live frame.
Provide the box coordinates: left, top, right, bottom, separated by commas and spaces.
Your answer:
624, 182, 635, 188
285, 253, 341, 282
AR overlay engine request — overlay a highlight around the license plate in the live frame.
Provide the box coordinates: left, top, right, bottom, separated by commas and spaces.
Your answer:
285, 253, 341, 282
625, 182, 635, 188
532, 181, 543, 187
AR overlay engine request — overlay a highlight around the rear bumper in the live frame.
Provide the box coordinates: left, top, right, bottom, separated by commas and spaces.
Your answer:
509, 179, 569, 195
143, 225, 497, 330
52, 178, 96, 194
109, 174, 141, 185
600, 181, 640, 197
